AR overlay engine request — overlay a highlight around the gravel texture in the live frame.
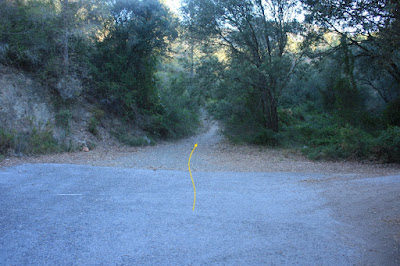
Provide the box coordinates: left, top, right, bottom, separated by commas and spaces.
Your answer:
1, 163, 399, 265
1, 119, 400, 264
2, 118, 400, 177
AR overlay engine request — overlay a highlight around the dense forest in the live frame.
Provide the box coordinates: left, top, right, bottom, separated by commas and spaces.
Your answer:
0, 0, 399, 162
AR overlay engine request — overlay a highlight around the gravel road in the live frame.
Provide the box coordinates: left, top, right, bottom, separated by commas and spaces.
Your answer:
1, 118, 400, 264
1, 164, 399, 265
2, 118, 400, 176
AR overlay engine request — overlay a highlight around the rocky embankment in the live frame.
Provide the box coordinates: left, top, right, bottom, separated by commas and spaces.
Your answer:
0, 65, 119, 157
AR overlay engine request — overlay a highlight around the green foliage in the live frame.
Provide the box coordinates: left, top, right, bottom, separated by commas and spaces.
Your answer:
88, 107, 104, 136
0, 0, 108, 101
27, 127, 59, 155
302, 0, 400, 106
194, 56, 225, 105
2, 0, 398, 165
280, 63, 321, 108
1, 0, 200, 148
383, 97, 400, 127
156, 60, 201, 139
89, 0, 187, 139
204, 57, 281, 144
88, 117, 100, 136
247, 128, 280, 146
303, 124, 373, 160
274, 105, 400, 162
91, 0, 177, 109
0, 128, 15, 156
372, 126, 400, 163
0, 0, 55, 69
91, 107, 105, 121
278, 107, 333, 146
0, 126, 61, 157
55, 109, 72, 133
183, 0, 302, 133
113, 131, 154, 147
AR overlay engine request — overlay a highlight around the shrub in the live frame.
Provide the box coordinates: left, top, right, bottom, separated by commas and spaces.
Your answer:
55, 109, 72, 134
303, 124, 373, 160
383, 97, 400, 127
88, 117, 99, 136
372, 126, 400, 163
113, 131, 153, 147
0, 128, 15, 155
91, 107, 105, 121
248, 128, 280, 146
142, 113, 169, 139
161, 107, 200, 139
27, 127, 59, 155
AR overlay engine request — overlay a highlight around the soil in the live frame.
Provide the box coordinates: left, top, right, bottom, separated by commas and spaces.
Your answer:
1, 116, 400, 177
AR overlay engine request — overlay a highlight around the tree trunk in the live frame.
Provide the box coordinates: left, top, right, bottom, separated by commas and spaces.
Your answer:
268, 96, 279, 133
62, 33, 69, 73
189, 42, 194, 79
260, 87, 279, 133
61, 0, 69, 74
260, 75, 279, 133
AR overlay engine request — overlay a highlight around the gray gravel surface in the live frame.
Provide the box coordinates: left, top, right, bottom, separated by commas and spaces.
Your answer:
1, 119, 400, 264
3, 119, 400, 176
1, 164, 399, 265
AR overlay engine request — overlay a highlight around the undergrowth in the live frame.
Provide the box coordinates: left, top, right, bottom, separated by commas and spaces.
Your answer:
210, 101, 400, 163
112, 130, 155, 147
0, 126, 60, 157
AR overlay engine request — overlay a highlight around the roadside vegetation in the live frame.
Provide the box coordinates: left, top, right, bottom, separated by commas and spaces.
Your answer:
183, 0, 400, 163
0, 0, 399, 163
0, 126, 59, 158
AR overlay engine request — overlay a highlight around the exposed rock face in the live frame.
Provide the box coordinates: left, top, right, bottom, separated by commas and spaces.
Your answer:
0, 65, 54, 133
55, 76, 82, 100
0, 65, 121, 154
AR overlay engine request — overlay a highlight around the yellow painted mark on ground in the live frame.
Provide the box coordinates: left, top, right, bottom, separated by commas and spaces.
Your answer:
188, 143, 198, 211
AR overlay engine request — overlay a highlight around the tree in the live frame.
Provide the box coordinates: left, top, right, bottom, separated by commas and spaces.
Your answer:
91, 0, 178, 123
55, 0, 110, 99
183, 0, 303, 132
0, 0, 109, 99
0, 0, 59, 69
301, 0, 400, 102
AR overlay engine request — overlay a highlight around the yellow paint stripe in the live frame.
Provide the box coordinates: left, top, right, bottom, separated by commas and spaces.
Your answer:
188, 143, 198, 211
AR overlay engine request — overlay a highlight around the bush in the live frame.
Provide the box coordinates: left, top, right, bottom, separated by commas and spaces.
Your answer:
372, 126, 400, 162
26, 127, 59, 155
1, 126, 60, 157
303, 124, 373, 160
113, 131, 153, 147
246, 128, 280, 146
142, 113, 169, 139
156, 66, 200, 139
383, 97, 400, 127
162, 107, 200, 139
88, 117, 100, 136
0, 129, 15, 155
91, 107, 105, 121
55, 109, 72, 134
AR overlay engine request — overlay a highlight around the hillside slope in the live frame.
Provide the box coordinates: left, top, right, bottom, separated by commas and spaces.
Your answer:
0, 65, 117, 156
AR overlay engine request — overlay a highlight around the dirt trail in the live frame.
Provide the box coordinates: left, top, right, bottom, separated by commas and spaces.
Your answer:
1, 116, 400, 177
